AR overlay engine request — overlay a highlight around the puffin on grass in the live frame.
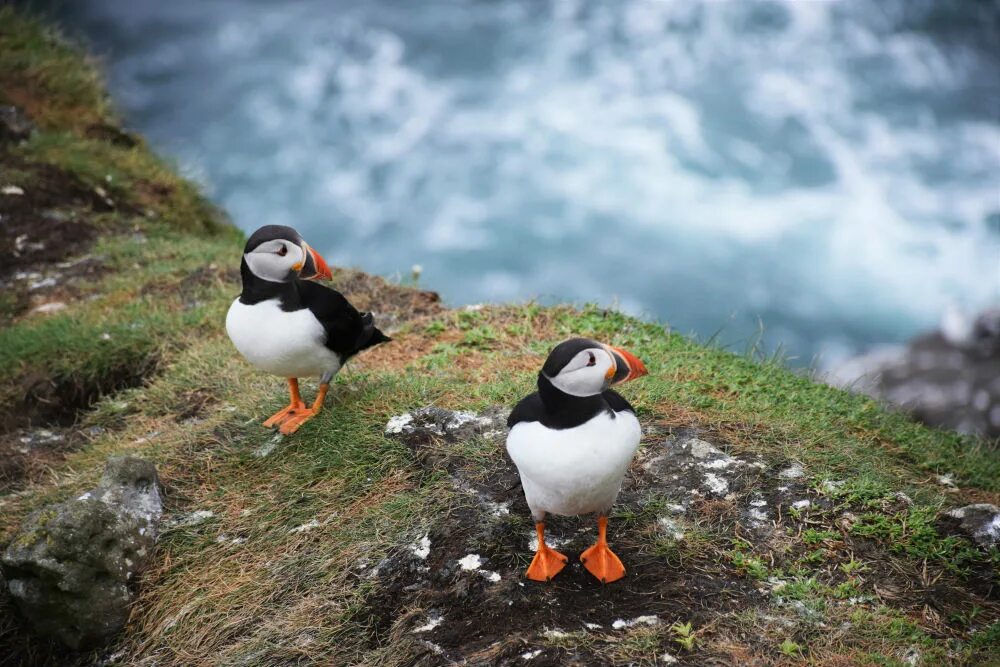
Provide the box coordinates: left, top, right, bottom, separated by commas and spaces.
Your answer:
506, 338, 648, 583
226, 225, 390, 434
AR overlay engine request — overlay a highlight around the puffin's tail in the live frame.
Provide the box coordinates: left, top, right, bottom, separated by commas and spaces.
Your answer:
353, 312, 391, 354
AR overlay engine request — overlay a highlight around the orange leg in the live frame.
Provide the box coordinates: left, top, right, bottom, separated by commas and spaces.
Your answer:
580, 515, 626, 584
263, 378, 306, 428
276, 382, 329, 435
525, 521, 568, 582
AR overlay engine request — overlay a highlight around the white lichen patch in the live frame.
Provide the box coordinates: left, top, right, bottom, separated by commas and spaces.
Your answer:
791, 500, 811, 510
657, 517, 685, 540
820, 479, 845, 494
485, 501, 510, 517
666, 503, 687, 514
2, 184, 25, 195
411, 534, 431, 560
699, 457, 733, 470
385, 413, 414, 434
458, 553, 484, 571
612, 615, 659, 630
543, 629, 569, 639
481, 570, 501, 583
529, 532, 573, 551
660, 653, 679, 664
687, 438, 724, 459
254, 433, 283, 458
167, 509, 215, 528
583, 622, 603, 631
521, 649, 542, 660
289, 519, 320, 534
779, 463, 805, 479
703, 472, 729, 496
937, 474, 956, 487
413, 613, 444, 633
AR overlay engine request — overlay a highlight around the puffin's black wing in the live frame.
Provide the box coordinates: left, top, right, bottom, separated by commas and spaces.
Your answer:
603, 389, 636, 415
296, 280, 390, 359
508, 392, 545, 428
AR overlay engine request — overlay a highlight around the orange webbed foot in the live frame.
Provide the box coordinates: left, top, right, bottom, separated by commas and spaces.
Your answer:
580, 515, 626, 584
525, 521, 568, 582
277, 407, 319, 435
263, 402, 307, 428
526, 544, 569, 582
580, 541, 626, 584
263, 379, 329, 435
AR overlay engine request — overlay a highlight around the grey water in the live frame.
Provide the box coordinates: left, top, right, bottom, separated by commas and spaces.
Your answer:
26, 0, 1000, 367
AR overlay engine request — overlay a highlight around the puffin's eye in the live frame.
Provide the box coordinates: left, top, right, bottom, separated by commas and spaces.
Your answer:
277, 245, 288, 257
586, 352, 596, 367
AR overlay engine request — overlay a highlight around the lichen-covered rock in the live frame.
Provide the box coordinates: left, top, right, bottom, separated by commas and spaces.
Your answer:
1, 456, 162, 649
947, 503, 1000, 548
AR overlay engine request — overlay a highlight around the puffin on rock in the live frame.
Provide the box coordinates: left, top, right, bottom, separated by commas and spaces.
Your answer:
226, 225, 390, 434
506, 338, 647, 583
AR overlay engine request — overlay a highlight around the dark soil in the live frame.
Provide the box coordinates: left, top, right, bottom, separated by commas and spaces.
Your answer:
365, 408, 1000, 666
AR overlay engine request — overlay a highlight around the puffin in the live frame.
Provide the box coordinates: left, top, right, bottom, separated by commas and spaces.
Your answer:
226, 225, 390, 434
506, 337, 648, 583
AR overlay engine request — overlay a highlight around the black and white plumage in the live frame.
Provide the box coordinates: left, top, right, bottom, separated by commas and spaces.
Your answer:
506, 337, 647, 583
226, 225, 389, 434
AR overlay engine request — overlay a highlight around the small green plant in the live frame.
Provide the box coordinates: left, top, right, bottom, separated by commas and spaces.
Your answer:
779, 639, 802, 657
730, 550, 769, 580
802, 529, 840, 545
671, 621, 696, 651
423, 320, 446, 335
839, 557, 867, 575
460, 325, 498, 348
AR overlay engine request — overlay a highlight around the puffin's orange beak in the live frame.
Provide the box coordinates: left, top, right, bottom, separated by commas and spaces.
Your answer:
299, 242, 333, 281
605, 345, 648, 385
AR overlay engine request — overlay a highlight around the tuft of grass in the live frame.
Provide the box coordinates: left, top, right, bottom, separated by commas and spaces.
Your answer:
0, 7, 112, 131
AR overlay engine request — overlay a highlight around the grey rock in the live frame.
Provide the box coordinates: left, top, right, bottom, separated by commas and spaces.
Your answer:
2, 457, 162, 649
829, 306, 1000, 437
0, 105, 34, 143
947, 503, 1000, 548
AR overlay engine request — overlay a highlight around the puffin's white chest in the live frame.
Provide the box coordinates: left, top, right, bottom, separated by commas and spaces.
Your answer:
226, 298, 341, 378
506, 410, 642, 518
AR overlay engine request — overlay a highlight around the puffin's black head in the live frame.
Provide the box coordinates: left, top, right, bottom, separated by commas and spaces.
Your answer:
242, 225, 333, 284
541, 337, 648, 397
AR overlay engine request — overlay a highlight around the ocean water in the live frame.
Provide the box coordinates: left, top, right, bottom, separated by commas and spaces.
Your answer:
29, 0, 1000, 367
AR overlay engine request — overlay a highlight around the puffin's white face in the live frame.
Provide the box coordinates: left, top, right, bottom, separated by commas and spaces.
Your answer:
545, 346, 617, 397
244, 238, 307, 283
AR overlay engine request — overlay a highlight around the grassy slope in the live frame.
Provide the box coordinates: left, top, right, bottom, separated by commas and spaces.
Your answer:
1, 9, 997, 666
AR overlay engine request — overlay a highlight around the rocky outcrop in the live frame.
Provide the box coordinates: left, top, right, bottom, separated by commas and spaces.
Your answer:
1, 456, 163, 649
947, 504, 1000, 549
830, 307, 1000, 437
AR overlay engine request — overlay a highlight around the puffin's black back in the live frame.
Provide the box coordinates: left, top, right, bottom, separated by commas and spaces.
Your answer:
237, 242, 390, 362
295, 279, 391, 360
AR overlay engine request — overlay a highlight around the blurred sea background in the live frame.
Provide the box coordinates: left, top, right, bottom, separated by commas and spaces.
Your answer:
26, 0, 1000, 369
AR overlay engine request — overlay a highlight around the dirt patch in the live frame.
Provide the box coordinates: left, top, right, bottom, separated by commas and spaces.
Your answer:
0, 155, 118, 322
358, 408, 1000, 665
362, 409, 766, 665
330, 268, 444, 331
0, 427, 86, 495
8, 354, 159, 432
